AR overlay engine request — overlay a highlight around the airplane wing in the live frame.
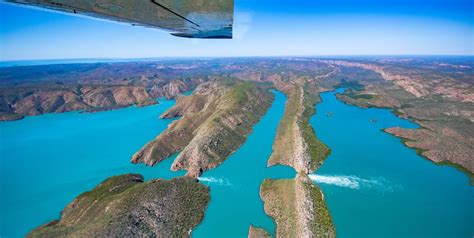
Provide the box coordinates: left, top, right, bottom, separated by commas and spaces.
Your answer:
5, 0, 234, 39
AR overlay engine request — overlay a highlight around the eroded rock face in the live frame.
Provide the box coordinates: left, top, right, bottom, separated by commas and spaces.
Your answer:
132, 79, 274, 178
0, 85, 156, 120
13, 90, 88, 115
28, 174, 210, 238
80, 86, 153, 107
260, 174, 335, 238
323, 60, 474, 103
149, 78, 205, 99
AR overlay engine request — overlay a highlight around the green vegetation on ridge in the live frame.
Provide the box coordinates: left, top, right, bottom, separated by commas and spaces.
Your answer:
28, 174, 210, 238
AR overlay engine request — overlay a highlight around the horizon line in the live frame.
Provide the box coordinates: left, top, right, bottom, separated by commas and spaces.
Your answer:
2, 54, 474, 63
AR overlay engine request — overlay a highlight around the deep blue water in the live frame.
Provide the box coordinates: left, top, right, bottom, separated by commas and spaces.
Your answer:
310, 89, 473, 238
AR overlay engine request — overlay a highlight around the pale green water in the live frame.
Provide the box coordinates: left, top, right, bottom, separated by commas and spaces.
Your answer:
1, 89, 472, 238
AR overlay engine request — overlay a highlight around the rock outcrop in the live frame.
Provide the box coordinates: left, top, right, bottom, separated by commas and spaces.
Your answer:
248, 225, 272, 238
260, 174, 335, 238
132, 79, 274, 178
28, 174, 210, 238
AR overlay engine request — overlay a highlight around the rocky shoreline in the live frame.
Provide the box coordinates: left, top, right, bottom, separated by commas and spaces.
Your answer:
0, 85, 158, 121
330, 61, 474, 179
131, 79, 274, 178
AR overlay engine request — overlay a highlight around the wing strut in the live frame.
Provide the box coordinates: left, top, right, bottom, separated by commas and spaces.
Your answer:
150, 0, 200, 28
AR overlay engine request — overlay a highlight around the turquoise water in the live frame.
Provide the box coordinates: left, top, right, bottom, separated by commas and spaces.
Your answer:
0, 99, 185, 238
1, 88, 472, 238
310, 89, 473, 238
193, 90, 295, 237
0, 91, 293, 237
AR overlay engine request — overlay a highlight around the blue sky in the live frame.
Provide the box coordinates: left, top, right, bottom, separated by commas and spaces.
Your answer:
0, 0, 473, 60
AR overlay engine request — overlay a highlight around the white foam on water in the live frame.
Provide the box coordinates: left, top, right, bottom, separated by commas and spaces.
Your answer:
309, 174, 391, 191
309, 174, 360, 189
198, 176, 232, 186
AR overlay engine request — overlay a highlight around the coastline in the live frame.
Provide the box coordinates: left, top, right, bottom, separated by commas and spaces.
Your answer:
335, 87, 473, 182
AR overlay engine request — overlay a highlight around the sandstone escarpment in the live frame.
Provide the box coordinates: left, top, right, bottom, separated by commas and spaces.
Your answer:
260, 174, 335, 238
132, 80, 274, 178
28, 174, 210, 238
0, 85, 156, 120
11, 90, 88, 116
149, 78, 205, 99
80, 86, 153, 107
323, 60, 474, 103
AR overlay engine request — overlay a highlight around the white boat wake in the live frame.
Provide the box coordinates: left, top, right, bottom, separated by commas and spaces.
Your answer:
309, 174, 392, 191
198, 176, 232, 186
